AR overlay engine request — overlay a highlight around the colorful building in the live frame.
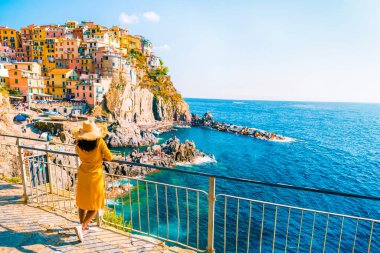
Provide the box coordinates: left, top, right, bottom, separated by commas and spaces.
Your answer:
66, 21, 79, 29
100, 52, 128, 78
55, 38, 80, 60
0, 27, 22, 50
0, 45, 16, 62
0, 63, 10, 89
45, 68, 78, 99
67, 58, 82, 71
72, 27, 85, 40
74, 74, 111, 106
147, 55, 161, 70
126, 35, 142, 51
7, 62, 45, 101
80, 57, 93, 74
46, 26, 68, 39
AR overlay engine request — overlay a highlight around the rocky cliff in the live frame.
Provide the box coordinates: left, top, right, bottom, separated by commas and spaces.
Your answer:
0, 92, 15, 135
104, 51, 191, 128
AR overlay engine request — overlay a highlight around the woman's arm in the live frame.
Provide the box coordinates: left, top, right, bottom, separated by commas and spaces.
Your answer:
100, 139, 113, 161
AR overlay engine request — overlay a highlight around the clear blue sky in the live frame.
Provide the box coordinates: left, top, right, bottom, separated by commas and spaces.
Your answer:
1, 0, 380, 103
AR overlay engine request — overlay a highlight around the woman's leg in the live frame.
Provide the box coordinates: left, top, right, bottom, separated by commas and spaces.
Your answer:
78, 208, 86, 224
82, 210, 97, 230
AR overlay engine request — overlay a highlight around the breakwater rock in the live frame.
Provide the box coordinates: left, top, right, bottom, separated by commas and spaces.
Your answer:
104, 137, 212, 177
104, 122, 158, 148
192, 112, 289, 141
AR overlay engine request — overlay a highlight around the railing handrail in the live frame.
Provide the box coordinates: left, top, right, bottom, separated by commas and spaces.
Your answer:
18, 144, 380, 202
0, 133, 48, 143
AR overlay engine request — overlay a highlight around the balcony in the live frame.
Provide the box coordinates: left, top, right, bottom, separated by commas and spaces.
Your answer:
3, 135, 380, 252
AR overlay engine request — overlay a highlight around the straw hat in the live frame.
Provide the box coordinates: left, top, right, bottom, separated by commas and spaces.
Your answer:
72, 120, 107, 140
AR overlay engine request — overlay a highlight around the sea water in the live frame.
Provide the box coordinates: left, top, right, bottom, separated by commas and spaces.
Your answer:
113, 99, 380, 252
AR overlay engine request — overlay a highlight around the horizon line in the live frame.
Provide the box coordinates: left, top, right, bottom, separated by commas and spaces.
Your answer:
183, 97, 380, 105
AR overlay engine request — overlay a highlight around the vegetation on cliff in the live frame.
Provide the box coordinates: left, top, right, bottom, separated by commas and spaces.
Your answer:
131, 49, 183, 104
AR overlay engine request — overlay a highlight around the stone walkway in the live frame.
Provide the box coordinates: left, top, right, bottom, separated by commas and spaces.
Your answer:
0, 181, 193, 253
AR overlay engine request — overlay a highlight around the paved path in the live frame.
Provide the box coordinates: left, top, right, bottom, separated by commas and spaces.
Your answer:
0, 181, 192, 253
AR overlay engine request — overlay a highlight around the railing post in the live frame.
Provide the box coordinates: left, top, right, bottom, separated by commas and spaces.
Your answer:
45, 143, 53, 193
96, 210, 101, 227
17, 138, 28, 203
207, 177, 216, 253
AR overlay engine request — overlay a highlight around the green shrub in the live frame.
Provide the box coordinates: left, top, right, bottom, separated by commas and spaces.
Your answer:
103, 208, 132, 233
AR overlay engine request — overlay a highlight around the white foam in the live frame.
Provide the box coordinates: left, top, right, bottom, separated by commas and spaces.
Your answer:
270, 136, 296, 143
233, 101, 245, 104
176, 155, 217, 166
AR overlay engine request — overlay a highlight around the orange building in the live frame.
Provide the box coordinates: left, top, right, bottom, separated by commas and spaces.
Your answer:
7, 62, 45, 101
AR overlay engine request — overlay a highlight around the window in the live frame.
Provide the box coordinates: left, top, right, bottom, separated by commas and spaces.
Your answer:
14, 71, 17, 75
47, 80, 49, 85
63, 88, 65, 92
76, 86, 78, 90
82, 86, 85, 90
52, 74, 54, 78
89, 93, 92, 98
77, 93, 79, 96
89, 86, 92, 91
15, 65, 18, 69
15, 79, 18, 84
62, 74, 64, 78
52, 81, 54, 85
52, 88, 55, 92
28, 65, 30, 70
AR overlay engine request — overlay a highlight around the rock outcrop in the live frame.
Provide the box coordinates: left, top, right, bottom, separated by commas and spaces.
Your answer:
105, 122, 157, 148
103, 137, 211, 178
153, 96, 191, 122
192, 112, 288, 141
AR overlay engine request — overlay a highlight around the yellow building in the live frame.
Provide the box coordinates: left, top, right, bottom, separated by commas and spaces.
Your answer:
0, 26, 22, 49
31, 26, 60, 76
31, 26, 47, 64
88, 24, 107, 36
66, 20, 78, 29
45, 69, 78, 99
126, 35, 142, 51
81, 57, 93, 74
110, 26, 129, 49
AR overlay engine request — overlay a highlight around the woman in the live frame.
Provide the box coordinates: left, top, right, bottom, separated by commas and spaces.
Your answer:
72, 120, 113, 242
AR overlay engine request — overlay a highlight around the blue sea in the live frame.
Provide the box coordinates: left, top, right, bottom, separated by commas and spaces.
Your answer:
112, 99, 380, 252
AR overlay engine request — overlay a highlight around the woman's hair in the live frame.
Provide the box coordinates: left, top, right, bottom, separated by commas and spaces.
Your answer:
76, 139, 98, 152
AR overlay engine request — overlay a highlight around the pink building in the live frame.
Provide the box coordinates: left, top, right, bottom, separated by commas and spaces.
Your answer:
0, 45, 16, 61
68, 58, 82, 71
46, 27, 68, 38
55, 38, 81, 60
74, 74, 111, 106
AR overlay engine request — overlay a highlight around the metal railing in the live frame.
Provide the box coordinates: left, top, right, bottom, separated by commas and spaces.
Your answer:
3, 133, 379, 252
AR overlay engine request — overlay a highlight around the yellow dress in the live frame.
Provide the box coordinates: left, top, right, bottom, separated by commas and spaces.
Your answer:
75, 138, 113, 210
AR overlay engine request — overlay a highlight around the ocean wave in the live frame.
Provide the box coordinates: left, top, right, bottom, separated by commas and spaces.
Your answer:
233, 101, 245, 104
270, 136, 296, 143
176, 155, 217, 166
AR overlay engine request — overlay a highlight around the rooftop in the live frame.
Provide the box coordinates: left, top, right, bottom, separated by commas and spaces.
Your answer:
50, 69, 72, 75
